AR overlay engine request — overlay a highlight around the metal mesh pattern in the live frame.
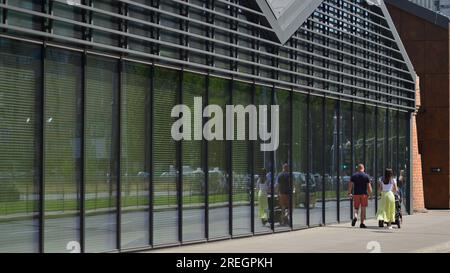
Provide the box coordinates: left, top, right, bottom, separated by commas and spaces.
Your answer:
0, 0, 415, 110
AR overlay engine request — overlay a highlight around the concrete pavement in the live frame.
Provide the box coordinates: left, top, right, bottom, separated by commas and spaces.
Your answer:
146, 210, 450, 253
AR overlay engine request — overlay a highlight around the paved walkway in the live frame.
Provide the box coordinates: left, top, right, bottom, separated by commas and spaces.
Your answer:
146, 210, 450, 253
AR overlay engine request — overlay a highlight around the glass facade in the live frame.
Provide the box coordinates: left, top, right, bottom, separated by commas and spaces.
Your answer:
0, 0, 414, 252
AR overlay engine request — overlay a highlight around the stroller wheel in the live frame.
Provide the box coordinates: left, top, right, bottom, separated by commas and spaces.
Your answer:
378, 220, 384, 228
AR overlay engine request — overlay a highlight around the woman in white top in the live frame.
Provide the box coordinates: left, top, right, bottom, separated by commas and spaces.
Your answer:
256, 168, 269, 225
376, 168, 398, 229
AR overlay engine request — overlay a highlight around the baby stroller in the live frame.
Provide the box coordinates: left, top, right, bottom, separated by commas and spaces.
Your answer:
381, 192, 402, 228
394, 192, 403, 228
267, 194, 289, 226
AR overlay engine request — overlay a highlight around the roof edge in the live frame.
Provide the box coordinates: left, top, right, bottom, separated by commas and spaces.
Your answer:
385, 0, 449, 29
381, 0, 417, 80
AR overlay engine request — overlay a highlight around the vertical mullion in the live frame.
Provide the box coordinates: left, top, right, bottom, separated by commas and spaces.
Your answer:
80, 51, 87, 254
177, 70, 183, 244
120, 2, 128, 49
350, 101, 354, 219
306, 94, 310, 227
117, 0, 128, 252
38, 43, 46, 254
386, 109, 389, 173
386, 109, 390, 167
363, 105, 366, 170
86, 0, 93, 42
396, 111, 400, 182
39, 0, 49, 254
228, 79, 233, 237
116, 59, 122, 251
322, 97, 326, 225
250, 82, 255, 234
148, 63, 154, 247
204, 75, 210, 240
270, 86, 275, 232
289, 89, 293, 229
2, 0, 7, 26
374, 107, 378, 212
336, 100, 341, 223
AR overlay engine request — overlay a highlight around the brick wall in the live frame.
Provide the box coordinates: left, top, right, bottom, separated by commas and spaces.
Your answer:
412, 77, 426, 212
387, 2, 450, 209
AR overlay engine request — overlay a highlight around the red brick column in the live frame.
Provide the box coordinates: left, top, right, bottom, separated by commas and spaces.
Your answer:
412, 77, 426, 212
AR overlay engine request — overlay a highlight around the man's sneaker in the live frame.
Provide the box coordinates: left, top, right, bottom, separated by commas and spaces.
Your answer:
360, 223, 367, 228
351, 217, 357, 227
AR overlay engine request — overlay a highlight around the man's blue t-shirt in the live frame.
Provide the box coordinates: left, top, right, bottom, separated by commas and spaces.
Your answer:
350, 172, 370, 195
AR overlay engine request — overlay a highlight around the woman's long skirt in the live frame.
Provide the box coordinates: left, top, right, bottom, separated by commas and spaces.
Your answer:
377, 191, 396, 223
258, 190, 268, 220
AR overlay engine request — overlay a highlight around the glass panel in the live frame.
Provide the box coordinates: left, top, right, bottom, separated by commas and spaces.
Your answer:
389, 110, 398, 175
92, 0, 120, 46
325, 99, 338, 224
44, 48, 82, 253
376, 108, 387, 213
85, 55, 119, 252
292, 92, 308, 228
254, 86, 273, 234
354, 104, 365, 170
339, 101, 352, 222
232, 81, 252, 236
182, 72, 206, 242
208, 77, 230, 239
153, 67, 179, 245
0, 38, 40, 253
128, 0, 154, 54
366, 106, 376, 218
53, 2, 83, 39
120, 61, 151, 249
274, 89, 291, 231
8, 0, 42, 31
159, 1, 180, 58
309, 96, 323, 226
398, 112, 408, 213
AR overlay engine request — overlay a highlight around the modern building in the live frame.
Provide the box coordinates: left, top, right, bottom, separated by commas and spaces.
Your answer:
387, 0, 450, 209
409, 0, 438, 11
409, 0, 450, 17
0, 0, 415, 253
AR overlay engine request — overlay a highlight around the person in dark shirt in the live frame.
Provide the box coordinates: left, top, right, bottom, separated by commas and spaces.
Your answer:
348, 164, 372, 228
276, 163, 291, 224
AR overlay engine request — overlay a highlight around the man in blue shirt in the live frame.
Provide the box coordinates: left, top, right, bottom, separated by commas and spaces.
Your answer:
348, 164, 372, 228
